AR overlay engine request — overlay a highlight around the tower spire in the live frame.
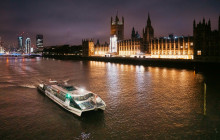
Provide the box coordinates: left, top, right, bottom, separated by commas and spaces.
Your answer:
147, 12, 151, 27
193, 19, 196, 29
148, 12, 150, 20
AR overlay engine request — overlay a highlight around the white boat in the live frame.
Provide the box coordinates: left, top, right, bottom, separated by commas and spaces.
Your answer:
37, 81, 106, 116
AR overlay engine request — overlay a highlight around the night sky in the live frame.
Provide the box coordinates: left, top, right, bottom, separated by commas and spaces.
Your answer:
0, 0, 219, 47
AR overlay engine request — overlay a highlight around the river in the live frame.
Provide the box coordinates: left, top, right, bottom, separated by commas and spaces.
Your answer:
0, 57, 220, 139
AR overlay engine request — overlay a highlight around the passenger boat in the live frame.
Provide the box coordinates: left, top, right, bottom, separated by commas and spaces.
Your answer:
37, 81, 106, 116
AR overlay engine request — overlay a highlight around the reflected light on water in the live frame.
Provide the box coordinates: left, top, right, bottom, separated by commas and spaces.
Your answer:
1, 57, 219, 139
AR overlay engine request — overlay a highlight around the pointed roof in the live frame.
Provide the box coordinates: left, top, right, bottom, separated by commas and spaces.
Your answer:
148, 12, 150, 21
132, 27, 135, 31
147, 12, 151, 27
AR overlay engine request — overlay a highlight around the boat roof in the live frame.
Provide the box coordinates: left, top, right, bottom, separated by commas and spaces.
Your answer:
50, 84, 92, 96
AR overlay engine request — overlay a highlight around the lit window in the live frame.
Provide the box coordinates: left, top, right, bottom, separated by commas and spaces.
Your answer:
180, 46, 183, 49
197, 50, 201, 55
190, 42, 193, 46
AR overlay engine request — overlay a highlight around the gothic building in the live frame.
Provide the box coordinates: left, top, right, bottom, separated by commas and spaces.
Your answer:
143, 13, 154, 54
82, 13, 154, 57
110, 14, 124, 41
193, 17, 220, 60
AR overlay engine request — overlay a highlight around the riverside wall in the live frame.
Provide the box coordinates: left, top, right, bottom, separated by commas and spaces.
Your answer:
43, 55, 220, 73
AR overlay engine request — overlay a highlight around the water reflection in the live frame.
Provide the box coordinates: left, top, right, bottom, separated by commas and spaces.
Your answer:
1, 57, 220, 139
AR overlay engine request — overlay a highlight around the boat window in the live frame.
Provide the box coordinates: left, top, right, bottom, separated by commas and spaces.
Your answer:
61, 85, 76, 91
69, 98, 81, 110
74, 93, 94, 101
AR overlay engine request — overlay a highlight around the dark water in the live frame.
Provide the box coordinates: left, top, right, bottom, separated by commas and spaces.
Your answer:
0, 57, 220, 139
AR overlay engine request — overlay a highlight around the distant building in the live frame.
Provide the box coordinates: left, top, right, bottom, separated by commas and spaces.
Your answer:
36, 35, 43, 48
193, 17, 220, 60
110, 14, 124, 41
150, 35, 194, 59
0, 37, 4, 53
25, 38, 31, 54
18, 36, 23, 51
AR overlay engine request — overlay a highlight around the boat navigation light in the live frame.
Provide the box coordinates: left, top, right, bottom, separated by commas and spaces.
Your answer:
66, 93, 71, 99
80, 88, 84, 92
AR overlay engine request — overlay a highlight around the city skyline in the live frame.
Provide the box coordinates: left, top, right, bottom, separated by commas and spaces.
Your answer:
0, 0, 220, 47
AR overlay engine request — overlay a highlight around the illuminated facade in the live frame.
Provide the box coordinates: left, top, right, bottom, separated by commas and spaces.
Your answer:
25, 38, 31, 54
109, 35, 118, 53
0, 37, 4, 53
0, 47, 4, 53
118, 39, 141, 56
151, 35, 194, 59
83, 13, 199, 59
94, 41, 109, 56
83, 39, 109, 56
193, 17, 220, 60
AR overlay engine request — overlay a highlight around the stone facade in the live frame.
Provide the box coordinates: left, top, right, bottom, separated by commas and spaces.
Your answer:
151, 35, 194, 59
82, 39, 94, 56
193, 17, 220, 60
118, 39, 141, 56
94, 41, 109, 56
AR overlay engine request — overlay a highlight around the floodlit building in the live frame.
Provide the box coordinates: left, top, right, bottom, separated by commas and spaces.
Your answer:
18, 36, 23, 50
0, 37, 4, 53
118, 39, 141, 56
94, 40, 109, 56
25, 38, 31, 54
109, 35, 118, 53
151, 34, 194, 59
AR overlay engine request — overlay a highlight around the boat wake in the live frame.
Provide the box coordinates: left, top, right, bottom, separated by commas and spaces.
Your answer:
19, 84, 36, 89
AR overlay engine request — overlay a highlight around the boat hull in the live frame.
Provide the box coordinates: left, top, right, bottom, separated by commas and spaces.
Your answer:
45, 90, 82, 116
